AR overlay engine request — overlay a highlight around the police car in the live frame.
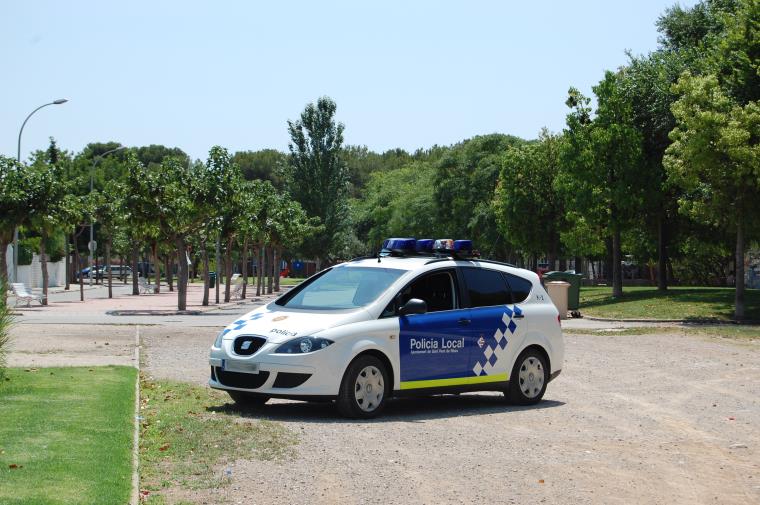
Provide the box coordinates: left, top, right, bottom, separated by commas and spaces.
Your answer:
209, 238, 564, 418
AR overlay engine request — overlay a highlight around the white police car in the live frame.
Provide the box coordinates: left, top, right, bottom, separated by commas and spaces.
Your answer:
209, 238, 564, 418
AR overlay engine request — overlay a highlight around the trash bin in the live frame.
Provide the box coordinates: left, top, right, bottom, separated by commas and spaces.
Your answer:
543, 271, 583, 316
208, 271, 216, 289
545, 281, 570, 320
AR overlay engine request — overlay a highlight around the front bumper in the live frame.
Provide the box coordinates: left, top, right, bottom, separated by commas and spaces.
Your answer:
208, 341, 343, 397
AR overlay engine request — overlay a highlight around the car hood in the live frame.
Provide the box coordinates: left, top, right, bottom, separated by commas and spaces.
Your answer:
220, 303, 371, 344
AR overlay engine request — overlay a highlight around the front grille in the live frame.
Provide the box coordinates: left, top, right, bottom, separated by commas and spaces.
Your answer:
214, 368, 270, 389
233, 336, 266, 356
272, 372, 312, 389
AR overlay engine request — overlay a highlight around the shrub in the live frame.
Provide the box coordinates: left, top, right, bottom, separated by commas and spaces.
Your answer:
0, 281, 12, 380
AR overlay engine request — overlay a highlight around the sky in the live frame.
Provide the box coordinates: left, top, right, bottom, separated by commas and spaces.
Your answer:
1, 0, 695, 162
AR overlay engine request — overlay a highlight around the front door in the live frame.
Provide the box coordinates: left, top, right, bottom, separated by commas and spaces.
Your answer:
397, 269, 472, 389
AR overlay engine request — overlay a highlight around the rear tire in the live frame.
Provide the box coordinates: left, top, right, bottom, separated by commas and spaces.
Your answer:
337, 355, 389, 419
227, 390, 269, 407
507, 348, 548, 405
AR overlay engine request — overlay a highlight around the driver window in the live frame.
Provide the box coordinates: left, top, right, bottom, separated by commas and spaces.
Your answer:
402, 271, 457, 312
380, 270, 458, 318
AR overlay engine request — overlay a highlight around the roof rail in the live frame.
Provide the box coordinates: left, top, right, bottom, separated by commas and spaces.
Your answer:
424, 257, 518, 268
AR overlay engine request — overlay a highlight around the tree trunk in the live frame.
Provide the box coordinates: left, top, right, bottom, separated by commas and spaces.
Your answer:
64, 238, 70, 290
604, 237, 613, 283
106, 240, 113, 299
657, 213, 668, 291
574, 256, 583, 275
131, 244, 139, 295
274, 246, 282, 292
735, 219, 745, 320
215, 236, 221, 304
0, 237, 8, 298
75, 237, 84, 302
224, 237, 233, 303
121, 255, 126, 285
201, 239, 210, 306
241, 238, 249, 300
153, 243, 161, 294
315, 256, 322, 272
176, 236, 189, 311
267, 246, 274, 295
612, 228, 623, 298
256, 244, 263, 296
39, 229, 48, 306
166, 253, 174, 292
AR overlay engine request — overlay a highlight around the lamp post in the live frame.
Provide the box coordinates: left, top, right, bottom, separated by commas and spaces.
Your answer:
12, 99, 68, 284
88, 145, 127, 285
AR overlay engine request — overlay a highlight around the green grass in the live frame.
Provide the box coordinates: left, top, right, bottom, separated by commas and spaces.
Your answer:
564, 325, 760, 339
139, 376, 296, 502
279, 277, 303, 286
579, 286, 760, 321
0, 366, 137, 505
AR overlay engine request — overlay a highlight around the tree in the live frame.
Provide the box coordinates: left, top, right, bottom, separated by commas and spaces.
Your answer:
664, 73, 760, 319
232, 149, 286, 187
493, 130, 564, 266
434, 134, 524, 260
559, 74, 647, 298
0, 156, 48, 295
285, 96, 349, 268
621, 51, 690, 290
354, 161, 439, 248
28, 140, 71, 305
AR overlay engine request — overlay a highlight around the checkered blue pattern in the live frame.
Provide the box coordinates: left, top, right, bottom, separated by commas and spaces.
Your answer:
472, 305, 520, 377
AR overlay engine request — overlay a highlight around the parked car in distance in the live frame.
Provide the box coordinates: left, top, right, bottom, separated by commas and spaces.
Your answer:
96, 265, 133, 280
74, 267, 93, 281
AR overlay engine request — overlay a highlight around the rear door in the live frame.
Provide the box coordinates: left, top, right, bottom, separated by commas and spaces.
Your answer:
395, 269, 472, 389
459, 267, 529, 383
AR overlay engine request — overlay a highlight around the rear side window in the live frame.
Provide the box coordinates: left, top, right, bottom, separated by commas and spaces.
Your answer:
504, 273, 532, 303
461, 268, 511, 307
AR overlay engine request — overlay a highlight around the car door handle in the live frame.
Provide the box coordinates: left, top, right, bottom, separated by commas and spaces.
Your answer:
513, 314, 525, 319
457, 318, 471, 325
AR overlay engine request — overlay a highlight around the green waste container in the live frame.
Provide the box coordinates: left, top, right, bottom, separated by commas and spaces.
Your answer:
208, 271, 216, 289
542, 271, 583, 313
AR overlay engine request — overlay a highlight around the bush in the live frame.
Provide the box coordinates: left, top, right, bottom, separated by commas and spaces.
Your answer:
0, 281, 12, 380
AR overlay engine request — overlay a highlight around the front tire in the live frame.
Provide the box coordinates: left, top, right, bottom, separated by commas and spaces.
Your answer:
507, 348, 548, 405
227, 390, 269, 407
337, 355, 389, 419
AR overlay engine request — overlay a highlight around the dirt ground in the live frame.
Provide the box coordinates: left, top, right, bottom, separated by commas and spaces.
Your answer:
7, 324, 137, 368
136, 325, 760, 505
8, 320, 760, 504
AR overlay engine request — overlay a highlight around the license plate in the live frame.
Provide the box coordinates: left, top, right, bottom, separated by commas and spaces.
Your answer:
221, 359, 259, 374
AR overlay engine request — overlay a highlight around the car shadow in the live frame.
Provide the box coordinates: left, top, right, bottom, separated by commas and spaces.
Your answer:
207, 394, 565, 423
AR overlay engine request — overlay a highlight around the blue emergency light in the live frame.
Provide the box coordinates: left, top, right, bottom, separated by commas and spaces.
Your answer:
379, 237, 475, 258
382, 238, 417, 253
453, 240, 472, 253
415, 239, 434, 252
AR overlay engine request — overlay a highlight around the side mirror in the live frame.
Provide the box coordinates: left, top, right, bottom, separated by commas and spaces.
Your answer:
399, 298, 427, 316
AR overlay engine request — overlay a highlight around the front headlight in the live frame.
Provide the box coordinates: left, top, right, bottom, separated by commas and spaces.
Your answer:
213, 330, 226, 348
275, 336, 334, 354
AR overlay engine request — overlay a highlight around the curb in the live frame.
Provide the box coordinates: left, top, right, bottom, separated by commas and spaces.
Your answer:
583, 316, 760, 325
131, 326, 140, 505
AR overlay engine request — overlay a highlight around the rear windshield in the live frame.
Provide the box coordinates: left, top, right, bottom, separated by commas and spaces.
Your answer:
278, 266, 406, 310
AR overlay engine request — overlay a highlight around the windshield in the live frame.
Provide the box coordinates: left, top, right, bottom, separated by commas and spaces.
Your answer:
280, 266, 406, 310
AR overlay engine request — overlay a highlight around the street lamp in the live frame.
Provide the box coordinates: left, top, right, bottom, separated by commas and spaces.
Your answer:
12, 99, 68, 284
88, 145, 128, 285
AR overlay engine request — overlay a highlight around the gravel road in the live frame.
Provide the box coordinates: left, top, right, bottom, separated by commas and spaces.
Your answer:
138, 324, 760, 505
